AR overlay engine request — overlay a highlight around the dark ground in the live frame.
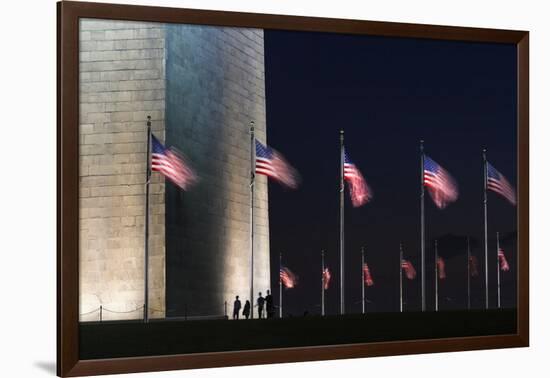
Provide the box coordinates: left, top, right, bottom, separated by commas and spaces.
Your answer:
80, 309, 516, 359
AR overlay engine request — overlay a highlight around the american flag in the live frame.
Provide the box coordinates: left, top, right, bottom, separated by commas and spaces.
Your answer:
151, 134, 196, 190
363, 263, 374, 287
322, 268, 331, 290
255, 140, 299, 189
487, 163, 516, 206
469, 255, 479, 277
423, 155, 459, 209
344, 150, 373, 207
280, 267, 297, 289
437, 257, 446, 279
401, 260, 417, 280
498, 248, 510, 272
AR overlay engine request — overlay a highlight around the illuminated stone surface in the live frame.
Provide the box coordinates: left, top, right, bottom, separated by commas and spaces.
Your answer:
79, 19, 269, 321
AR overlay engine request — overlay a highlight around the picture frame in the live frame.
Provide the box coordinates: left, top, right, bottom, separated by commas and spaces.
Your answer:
57, 1, 529, 376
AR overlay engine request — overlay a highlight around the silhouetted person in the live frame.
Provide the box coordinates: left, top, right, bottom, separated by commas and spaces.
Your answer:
243, 300, 251, 319
257, 292, 265, 319
265, 290, 274, 318
233, 296, 241, 320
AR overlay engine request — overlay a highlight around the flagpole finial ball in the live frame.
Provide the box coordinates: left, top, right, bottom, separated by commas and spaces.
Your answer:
147, 115, 151, 127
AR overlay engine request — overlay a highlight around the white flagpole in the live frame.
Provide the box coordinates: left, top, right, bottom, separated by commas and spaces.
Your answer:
279, 252, 283, 318
434, 239, 439, 312
497, 232, 501, 309
321, 250, 325, 316
400, 243, 403, 313
144, 116, 151, 323
467, 237, 471, 310
483, 149, 489, 309
361, 247, 365, 314
420, 140, 426, 312
250, 122, 255, 319
339, 130, 345, 315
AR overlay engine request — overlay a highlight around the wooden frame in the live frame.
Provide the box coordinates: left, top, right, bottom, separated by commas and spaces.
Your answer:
57, 1, 529, 376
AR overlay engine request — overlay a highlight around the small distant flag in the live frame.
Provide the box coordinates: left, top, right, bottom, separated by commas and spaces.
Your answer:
437, 257, 446, 279
401, 260, 417, 280
498, 248, 510, 272
322, 268, 331, 290
363, 263, 374, 287
487, 163, 516, 206
255, 140, 299, 189
344, 150, 373, 207
280, 267, 297, 288
469, 255, 479, 277
151, 134, 196, 190
423, 156, 459, 209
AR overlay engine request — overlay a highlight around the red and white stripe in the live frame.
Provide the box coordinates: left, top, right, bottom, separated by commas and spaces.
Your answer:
280, 267, 297, 289
437, 257, 446, 279
344, 164, 372, 207
401, 260, 417, 280
488, 176, 516, 206
256, 153, 298, 189
424, 169, 459, 209
363, 263, 374, 287
152, 149, 196, 190
498, 248, 510, 272
322, 268, 331, 290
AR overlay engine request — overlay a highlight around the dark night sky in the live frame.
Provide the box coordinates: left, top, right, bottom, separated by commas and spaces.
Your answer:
263, 30, 517, 316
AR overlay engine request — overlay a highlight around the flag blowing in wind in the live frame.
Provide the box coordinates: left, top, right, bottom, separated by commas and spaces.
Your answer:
498, 248, 510, 272
423, 156, 459, 209
401, 260, 417, 280
256, 140, 299, 189
437, 257, 446, 279
322, 268, 331, 290
280, 267, 297, 289
151, 134, 196, 190
469, 255, 479, 277
344, 150, 373, 207
363, 263, 374, 287
487, 163, 517, 206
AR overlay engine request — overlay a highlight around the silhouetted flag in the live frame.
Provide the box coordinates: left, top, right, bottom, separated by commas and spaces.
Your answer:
437, 257, 446, 279
401, 260, 417, 280
487, 163, 517, 205
363, 263, 374, 286
151, 134, 196, 190
498, 248, 510, 272
322, 268, 331, 290
255, 140, 299, 189
423, 156, 459, 209
344, 150, 373, 207
469, 255, 479, 277
280, 267, 297, 288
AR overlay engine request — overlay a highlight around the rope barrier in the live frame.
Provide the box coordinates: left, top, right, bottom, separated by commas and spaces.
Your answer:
79, 308, 101, 316
80, 305, 144, 316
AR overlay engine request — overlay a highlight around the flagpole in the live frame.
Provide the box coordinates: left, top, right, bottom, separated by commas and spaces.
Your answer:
339, 130, 345, 315
399, 243, 403, 313
467, 236, 471, 310
497, 232, 501, 309
144, 116, 152, 323
483, 149, 489, 309
420, 140, 426, 312
321, 249, 325, 316
434, 239, 439, 312
279, 252, 282, 318
361, 246, 365, 314
250, 122, 255, 319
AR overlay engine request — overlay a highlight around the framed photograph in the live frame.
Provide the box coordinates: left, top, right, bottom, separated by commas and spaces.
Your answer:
57, 1, 529, 376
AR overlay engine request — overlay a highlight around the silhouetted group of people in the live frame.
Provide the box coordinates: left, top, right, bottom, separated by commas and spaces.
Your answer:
232, 290, 275, 319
